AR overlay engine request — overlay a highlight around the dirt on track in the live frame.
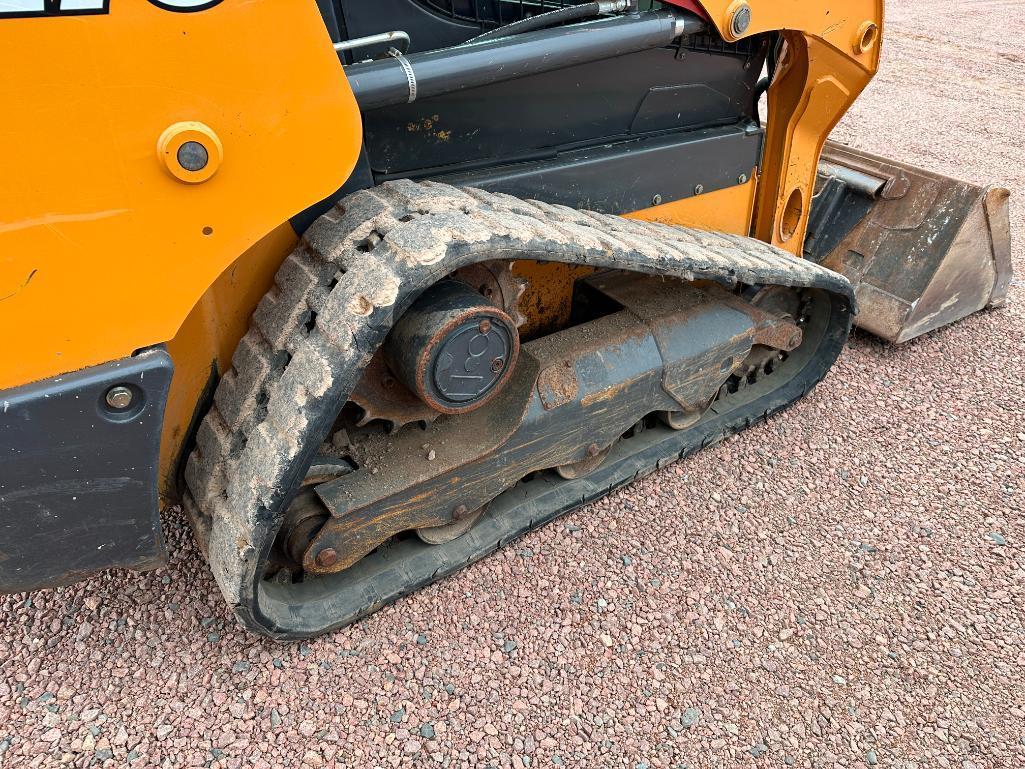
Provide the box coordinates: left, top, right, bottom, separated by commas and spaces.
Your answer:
1, 1, 1022, 767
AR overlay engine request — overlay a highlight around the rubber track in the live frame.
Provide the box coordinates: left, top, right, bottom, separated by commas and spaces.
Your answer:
183, 180, 854, 638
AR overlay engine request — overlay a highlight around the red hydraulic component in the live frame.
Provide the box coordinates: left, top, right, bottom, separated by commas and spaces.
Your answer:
659, 0, 712, 21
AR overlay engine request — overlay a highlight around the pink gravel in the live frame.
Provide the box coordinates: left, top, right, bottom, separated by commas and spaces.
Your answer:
1, 1, 1023, 767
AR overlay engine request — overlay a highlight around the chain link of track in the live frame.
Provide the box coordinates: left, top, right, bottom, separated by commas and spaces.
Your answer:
182, 179, 854, 638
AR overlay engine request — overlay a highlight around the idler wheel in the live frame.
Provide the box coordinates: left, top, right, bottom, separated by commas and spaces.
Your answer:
416, 503, 488, 545
384, 280, 520, 414
555, 442, 614, 480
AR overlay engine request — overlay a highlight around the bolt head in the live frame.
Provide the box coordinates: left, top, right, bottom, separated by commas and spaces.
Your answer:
478, 319, 492, 334
738, 173, 748, 184
176, 140, 209, 172
586, 443, 601, 458
694, 184, 705, 195
730, 4, 752, 37
453, 504, 470, 520
105, 386, 133, 410
651, 193, 663, 206
315, 547, 338, 568
490, 357, 505, 373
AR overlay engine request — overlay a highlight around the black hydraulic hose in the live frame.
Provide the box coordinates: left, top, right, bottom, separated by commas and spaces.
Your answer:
468, 2, 607, 44
753, 75, 770, 124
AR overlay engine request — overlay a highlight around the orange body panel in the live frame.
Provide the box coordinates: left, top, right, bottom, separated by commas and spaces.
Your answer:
0, 2, 362, 390
628, 174, 758, 234
159, 223, 298, 496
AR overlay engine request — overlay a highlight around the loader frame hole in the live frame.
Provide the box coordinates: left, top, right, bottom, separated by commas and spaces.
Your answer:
779, 188, 804, 243
856, 22, 878, 54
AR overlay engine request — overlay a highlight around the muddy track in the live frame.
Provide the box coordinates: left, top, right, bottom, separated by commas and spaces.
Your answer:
183, 179, 854, 638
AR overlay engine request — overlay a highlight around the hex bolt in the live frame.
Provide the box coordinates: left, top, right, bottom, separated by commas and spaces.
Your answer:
105, 386, 133, 410
651, 193, 663, 206
176, 140, 209, 172
315, 548, 338, 568
453, 504, 470, 520
491, 357, 505, 373
478, 318, 492, 334
738, 173, 748, 184
586, 443, 601, 458
693, 184, 705, 195
730, 3, 752, 37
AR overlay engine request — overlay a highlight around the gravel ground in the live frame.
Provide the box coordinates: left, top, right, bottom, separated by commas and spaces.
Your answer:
2, 2, 1023, 767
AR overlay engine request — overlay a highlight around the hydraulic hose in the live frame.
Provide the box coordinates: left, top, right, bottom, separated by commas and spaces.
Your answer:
468, 1, 630, 44
754, 75, 770, 124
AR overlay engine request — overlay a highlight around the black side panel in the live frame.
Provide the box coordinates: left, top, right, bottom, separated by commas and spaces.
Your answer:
0, 349, 173, 593
361, 44, 762, 178
432, 124, 762, 214
314, 3, 765, 230
315, 0, 342, 42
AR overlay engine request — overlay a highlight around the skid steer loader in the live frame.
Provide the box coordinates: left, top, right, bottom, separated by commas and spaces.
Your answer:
0, 0, 1010, 639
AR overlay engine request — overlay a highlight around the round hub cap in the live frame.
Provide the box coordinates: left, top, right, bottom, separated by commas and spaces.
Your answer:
430, 315, 514, 407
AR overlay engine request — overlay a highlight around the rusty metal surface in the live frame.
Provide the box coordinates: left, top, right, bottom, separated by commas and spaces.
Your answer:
740, 287, 805, 352
537, 360, 580, 410
304, 278, 805, 575
415, 503, 487, 545
307, 358, 538, 573
451, 260, 528, 327
815, 141, 1012, 343
591, 274, 802, 410
511, 260, 597, 340
984, 187, 1012, 307
555, 442, 613, 480
590, 274, 756, 413
308, 307, 664, 574
348, 352, 439, 431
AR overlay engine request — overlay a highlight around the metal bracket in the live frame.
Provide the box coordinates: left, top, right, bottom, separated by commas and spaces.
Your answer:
334, 30, 410, 58
386, 47, 417, 103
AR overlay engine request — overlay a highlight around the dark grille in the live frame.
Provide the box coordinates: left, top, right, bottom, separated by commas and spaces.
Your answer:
684, 32, 758, 57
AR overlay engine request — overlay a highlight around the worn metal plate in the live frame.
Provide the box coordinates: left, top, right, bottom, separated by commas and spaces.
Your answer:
812, 142, 1012, 343
0, 349, 172, 592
